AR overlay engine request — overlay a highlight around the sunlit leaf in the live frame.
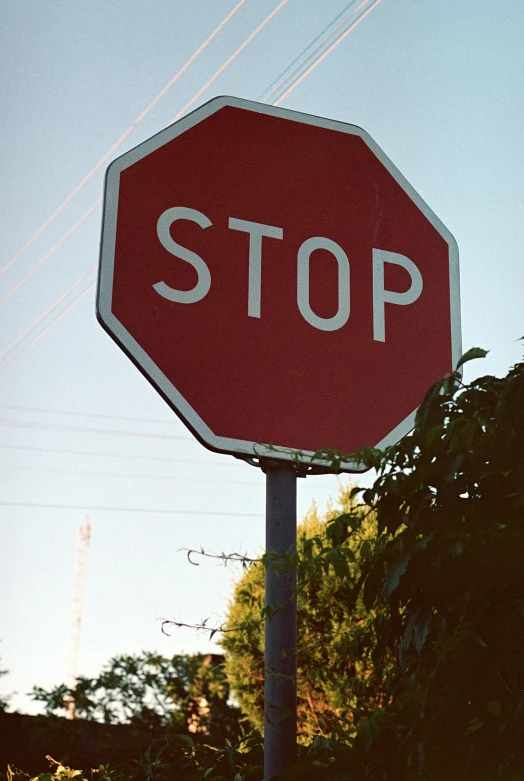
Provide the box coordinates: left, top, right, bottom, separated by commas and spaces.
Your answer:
455, 347, 489, 371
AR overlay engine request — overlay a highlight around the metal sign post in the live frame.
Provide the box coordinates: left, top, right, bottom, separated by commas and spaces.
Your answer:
264, 462, 298, 780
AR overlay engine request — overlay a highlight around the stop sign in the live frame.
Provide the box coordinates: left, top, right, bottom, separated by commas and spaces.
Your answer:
97, 96, 460, 471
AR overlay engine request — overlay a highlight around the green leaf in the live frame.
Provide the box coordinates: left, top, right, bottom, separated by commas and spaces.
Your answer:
174, 734, 195, 746
465, 717, 485, 735
359, 446, 384, 469
415, 377, 447, 431
277, 760, 329, 780
487, 700, 501, 717
326, 516, 349, 547
382, 547, 413, 598
262, 604, 275, 620
324, 548, 349, 579
399, 605, 432, 665
455, 347, 489, 371
363, 562, 384, 611
356, 716, 373, 753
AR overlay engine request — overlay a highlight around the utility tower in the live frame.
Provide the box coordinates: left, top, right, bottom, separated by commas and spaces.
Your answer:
65, 517, 91, 719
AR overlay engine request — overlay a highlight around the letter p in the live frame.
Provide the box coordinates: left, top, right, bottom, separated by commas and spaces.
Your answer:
373, 249, 423, 342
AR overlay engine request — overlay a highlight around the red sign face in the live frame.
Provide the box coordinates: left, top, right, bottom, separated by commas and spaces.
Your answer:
97, 96, 460, 471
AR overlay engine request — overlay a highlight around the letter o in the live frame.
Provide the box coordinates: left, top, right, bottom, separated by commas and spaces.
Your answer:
297, 237, 350, 331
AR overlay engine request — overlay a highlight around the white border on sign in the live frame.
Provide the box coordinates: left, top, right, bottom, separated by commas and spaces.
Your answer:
97, 95, 461, 473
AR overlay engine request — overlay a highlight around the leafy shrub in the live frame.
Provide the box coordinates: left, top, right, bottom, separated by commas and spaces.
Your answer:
220, 492, 387, 740
6, 349, 524, 779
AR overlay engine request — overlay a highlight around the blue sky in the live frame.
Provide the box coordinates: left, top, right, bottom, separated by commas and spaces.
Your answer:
1, 0, 523, 714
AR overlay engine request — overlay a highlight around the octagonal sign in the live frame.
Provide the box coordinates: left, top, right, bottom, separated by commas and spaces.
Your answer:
97, 96, 460, 471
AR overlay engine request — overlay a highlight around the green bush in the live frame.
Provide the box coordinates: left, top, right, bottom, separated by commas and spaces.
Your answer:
31, 652, 241, 746
6, 349, 524, 779
220, 492, 387, 740
222, 349, 524, 778
342, 349, 524, 778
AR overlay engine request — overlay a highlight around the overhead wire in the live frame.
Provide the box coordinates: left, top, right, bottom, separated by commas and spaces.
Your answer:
0, 443, 328, 492
0, 0, 294, 379
0, 281, 95, 375
0, 0, 290, 310
274, 0, 386, 105
0, 442, 242, 466
257, 0, 360, 102
168, 0, 291, 125
0, 202, 100, 310
0, 417, 194, 441
0, 404, 179, 426
0, 500, 262, 517
262, 0, 375, 105
1, 0, 385, 374
0, 0, 249, 282
0, 462, 260, 485
0, 265, 96, 364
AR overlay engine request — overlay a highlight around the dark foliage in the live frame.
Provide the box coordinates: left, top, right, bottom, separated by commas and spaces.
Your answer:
343, 351, 524, 778
31, 652, 241, 747
5, 351, 524, 780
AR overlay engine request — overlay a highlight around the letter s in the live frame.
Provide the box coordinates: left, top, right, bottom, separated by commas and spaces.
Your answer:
153, 206, 211, 304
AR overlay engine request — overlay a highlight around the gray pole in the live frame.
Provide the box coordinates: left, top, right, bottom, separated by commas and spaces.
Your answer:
264, 462, 297, 780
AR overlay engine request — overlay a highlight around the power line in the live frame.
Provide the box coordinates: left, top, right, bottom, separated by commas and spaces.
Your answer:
0, 417, 194, 441
0, 0, 288, 310
0, 445, 330, 489
0, 461, 260, 485
0, 201, 100, 310
0, 447, 328, 490
0, 403, 180, 426
265, 0, 372, 105
0, 282, 95, 375
258, 0, 360, 103
274, 0, 386, 106
0, 442, 243, 467
0, 0, 249, 282
0, 266, 96, 363
0, 500, 262, 517
0, 0, 291, 368
169, 0, 291, 125
0, 0, 385, 374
